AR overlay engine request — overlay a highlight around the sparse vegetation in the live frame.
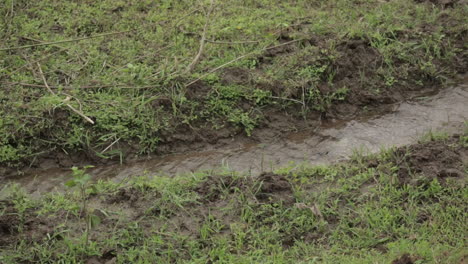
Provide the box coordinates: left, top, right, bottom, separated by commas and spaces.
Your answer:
1, 133, 467, 263
1, 1, 467, 263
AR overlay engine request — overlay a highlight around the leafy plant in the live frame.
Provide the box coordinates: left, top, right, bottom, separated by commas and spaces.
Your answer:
65, 166, 101, 249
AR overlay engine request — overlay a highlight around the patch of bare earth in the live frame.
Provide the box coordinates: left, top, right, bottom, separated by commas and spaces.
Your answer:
0, 202, 53, 248
394, 136, 467, 185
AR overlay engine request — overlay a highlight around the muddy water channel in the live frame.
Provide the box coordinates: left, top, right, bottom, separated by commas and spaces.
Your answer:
6, 84, 468, 194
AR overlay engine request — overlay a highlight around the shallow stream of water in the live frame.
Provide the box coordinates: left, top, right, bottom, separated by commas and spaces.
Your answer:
5, 84, 468, 194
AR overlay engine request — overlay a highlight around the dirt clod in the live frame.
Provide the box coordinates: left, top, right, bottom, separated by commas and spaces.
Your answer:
106, 188, 142, 204
255, 173, 295, 205
392, 253, 414, 264
194, 175, 249, 202
0, 204, 53, 247
395, 137, 467, 184
221, 67, 251, 85
0, 214, 20, 246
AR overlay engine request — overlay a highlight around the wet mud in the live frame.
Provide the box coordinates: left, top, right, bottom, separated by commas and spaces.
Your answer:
3, 82, 467, 194
395, 136, 467, 184
255, 173, 295, 205
0, 132, 466, 258
0, 201, 53, 247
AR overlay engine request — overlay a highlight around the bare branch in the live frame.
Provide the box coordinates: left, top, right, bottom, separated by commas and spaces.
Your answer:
36, 63, 55, 95
102, 137, 121, 153
184, 0, 215, 73
36, 63, 95, 125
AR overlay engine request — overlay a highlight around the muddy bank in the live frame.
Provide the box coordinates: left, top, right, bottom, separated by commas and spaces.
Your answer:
5, 83, 467, 194
2, 1, 467, 169
1, 133, 466, 263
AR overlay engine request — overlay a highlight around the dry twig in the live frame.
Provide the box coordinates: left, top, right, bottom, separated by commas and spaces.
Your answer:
184, 0, 215, 73
101, 137, 121, 153
36, 63, 95, 124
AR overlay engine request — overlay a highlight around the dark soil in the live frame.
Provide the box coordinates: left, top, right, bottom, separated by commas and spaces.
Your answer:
394, 136, 468, 185
85, 249, 117, 264
220, 67, 252, 85
415, 0, 467, 7
0, 206, 20, 247
0, 202, 53, 248
106, 187, 144, 205
392, 253, 415, 264
194, 175, 251, 203
255, 173, 295, 205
